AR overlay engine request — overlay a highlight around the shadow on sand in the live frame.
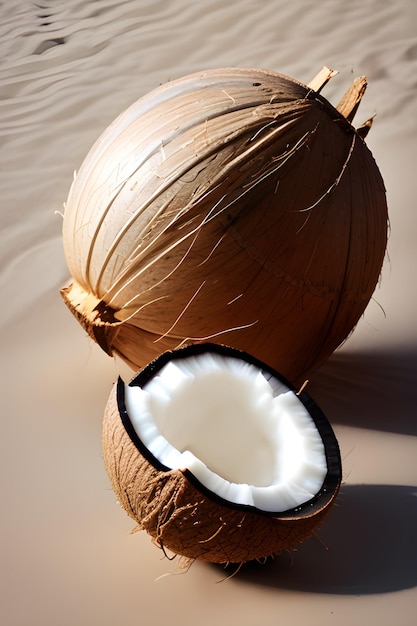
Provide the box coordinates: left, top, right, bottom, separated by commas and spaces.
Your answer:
215, 484, 417, 594
307, 344, 417, 436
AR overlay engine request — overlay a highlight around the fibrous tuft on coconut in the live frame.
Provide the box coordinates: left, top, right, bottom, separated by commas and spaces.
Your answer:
61, 66, 388, 386
102, 343, 341, 564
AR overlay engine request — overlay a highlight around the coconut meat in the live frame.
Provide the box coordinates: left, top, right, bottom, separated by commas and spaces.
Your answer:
124, 351, 327, 513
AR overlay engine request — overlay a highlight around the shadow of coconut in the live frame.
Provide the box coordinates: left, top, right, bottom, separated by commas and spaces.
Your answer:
218, 484, 417, 594
308, 345, 417, 436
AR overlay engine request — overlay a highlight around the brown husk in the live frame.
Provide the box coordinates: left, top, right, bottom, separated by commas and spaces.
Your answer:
62, 67, 388, 385
102, 382, 340, 564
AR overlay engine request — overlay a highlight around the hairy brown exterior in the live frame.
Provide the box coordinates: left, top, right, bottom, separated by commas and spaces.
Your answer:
61, 67, 388, 387
103, 383, 340, 564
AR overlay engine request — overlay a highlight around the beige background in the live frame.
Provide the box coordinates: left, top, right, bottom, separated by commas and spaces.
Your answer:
1, 1, 416, 625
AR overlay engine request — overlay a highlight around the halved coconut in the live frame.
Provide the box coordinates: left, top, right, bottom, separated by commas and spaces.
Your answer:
103, 343, 341, 563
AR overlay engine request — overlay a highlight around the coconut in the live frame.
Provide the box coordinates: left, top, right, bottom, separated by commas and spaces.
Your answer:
102, 343, 341, 564
61, 66, 388, 386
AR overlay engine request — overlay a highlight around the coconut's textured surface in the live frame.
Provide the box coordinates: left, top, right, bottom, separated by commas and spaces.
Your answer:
103, 370, 341, 564
62, 67, 388, 385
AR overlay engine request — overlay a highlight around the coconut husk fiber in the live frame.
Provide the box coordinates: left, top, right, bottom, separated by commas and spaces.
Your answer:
61, 67, 388, 386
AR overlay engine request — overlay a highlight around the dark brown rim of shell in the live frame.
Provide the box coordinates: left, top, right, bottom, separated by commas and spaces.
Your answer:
117, 342, 341, 518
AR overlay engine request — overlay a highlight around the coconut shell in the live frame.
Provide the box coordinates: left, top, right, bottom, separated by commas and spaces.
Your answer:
102, 368, 341, 564
62, 67, 388, 385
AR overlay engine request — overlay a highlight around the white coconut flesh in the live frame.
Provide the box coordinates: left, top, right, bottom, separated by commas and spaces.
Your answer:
124, 351, 328, 513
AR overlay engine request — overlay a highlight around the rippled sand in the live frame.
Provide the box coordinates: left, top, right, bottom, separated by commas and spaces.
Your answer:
1, 1, 416, 625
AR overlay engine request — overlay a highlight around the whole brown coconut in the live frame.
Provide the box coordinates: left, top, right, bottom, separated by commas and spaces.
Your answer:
61, 66, 388, 386
102, 343, 341, 564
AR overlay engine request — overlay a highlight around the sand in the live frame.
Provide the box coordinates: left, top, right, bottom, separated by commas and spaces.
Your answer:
1, 1, 416, 625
